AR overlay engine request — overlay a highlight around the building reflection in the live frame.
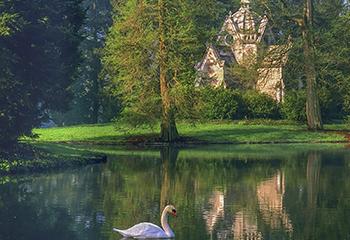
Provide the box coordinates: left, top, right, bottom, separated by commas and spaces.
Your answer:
202, 171, 293, 239
203, 190, 225, 234
232, 211, 262, 240
256, 171, 293, 233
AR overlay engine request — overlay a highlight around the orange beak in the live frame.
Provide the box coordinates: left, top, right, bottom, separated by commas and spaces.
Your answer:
171, 212, 177, 217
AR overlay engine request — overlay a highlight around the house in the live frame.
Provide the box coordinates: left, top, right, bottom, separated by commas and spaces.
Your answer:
195, 0, 291, 102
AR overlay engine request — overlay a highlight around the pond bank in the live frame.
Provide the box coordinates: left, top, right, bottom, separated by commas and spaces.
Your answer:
0, 144, 107, 175
7, 122, 349, 175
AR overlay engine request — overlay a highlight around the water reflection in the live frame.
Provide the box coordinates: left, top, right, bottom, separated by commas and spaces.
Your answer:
203, 190, 225, 234
257, 171, 293, 233
232, 211, 262, 240
0, 145, 350, 240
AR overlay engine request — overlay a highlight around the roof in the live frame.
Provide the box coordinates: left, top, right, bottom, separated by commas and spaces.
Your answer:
195, 44, 225, 71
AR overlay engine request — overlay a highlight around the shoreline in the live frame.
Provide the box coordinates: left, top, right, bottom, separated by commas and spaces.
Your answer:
26, 138, 350, 147
0, 144, 107, 175
4, 122, 349, 175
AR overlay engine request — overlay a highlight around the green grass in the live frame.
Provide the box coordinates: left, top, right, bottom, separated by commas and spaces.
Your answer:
24, 121, 349, 145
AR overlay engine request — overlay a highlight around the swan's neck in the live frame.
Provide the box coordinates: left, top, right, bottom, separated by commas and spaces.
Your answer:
161, 209, 174, 238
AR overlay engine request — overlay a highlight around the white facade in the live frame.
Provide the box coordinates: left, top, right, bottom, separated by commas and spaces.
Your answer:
196, 0, 291, 102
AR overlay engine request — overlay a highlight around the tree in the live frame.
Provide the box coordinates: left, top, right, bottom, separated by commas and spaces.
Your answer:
103, 0, 198, 142
0, 0, 84, 144
256, 0, 332, 129
55, 0, 117, 125
316, 2, 350, 119
302, 0, 323, 130
157, 0, 178, 141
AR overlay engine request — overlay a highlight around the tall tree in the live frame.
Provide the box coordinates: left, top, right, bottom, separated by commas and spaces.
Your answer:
103, 0, 198, 142
302, 0, 323, 129
257, 0, 326, 129
0, 0, 84, 144
58, 0, 115, 125
316, 1, 350, 119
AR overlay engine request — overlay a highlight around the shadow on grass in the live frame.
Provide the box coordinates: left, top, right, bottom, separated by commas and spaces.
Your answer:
185, 126, 329, 143
32, 124, 346, 145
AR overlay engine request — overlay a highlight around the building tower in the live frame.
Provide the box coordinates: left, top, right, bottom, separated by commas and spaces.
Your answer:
195, 0, 291, 102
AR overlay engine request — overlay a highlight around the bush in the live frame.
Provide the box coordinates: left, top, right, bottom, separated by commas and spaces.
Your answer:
342, 88, 350, 116
242, 90, 280, 119
318, 87, 344, 120
281, 90, 306, 122
198, 87, 244, 120
344, 115, 350, 125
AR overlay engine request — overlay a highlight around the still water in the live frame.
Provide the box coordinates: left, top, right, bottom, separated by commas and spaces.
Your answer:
1, 144, 350, 240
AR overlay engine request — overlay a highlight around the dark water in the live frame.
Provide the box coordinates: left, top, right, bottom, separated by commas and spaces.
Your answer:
1, 144, 350, 240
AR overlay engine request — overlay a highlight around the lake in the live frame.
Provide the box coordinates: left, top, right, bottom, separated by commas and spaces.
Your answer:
0, 144, 350, 240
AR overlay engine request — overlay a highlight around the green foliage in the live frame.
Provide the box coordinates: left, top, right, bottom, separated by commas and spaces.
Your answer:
318, 87, 342, 121
55, 0, 117, 125
0, 12, 18, 36
317, 11, 350, 119
196, 89, 283, 121
344, 115, 350, 125
261, 0, 350, 121
343, 92, 350, 116
281, 90, 306, 122
197, 87, 244, 120
242, 91, 280, 119
173, 84, 199, 120
102, 0, 158, 127
0, 0, 84, 143
282, 87, 347, 123
102, 0, 200, 130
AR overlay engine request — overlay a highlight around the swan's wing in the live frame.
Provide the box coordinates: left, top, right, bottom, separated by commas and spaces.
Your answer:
114, 222, 167, 239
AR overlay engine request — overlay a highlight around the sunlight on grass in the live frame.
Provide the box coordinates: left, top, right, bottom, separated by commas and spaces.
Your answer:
24, 122, 347, 144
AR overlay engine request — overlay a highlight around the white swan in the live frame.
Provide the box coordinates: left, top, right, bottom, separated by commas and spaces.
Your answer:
113, 205, 177, 239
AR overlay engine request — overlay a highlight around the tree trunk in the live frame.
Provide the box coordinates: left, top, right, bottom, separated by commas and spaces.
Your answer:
158, 0, 179, 142
303, 0, 323, 130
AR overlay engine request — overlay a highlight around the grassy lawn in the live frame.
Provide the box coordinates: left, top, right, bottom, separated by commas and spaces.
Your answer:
25, 121, 349, 145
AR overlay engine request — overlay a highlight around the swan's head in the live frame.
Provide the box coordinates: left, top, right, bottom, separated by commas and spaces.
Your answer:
165, 205, 177, 217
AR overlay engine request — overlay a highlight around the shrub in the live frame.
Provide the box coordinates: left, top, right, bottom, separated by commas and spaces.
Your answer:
344, 115, 350, 125
318, 87, 344, 121
198, 87, 244, 120
342, 87, 350, 116
281, 90, 306, 122
242, 90, 280, 119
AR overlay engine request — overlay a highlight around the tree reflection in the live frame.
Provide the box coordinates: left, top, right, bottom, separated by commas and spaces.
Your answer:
160, 147, 178, 209
305, 151, 321, 239
1, 146, 350, 240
